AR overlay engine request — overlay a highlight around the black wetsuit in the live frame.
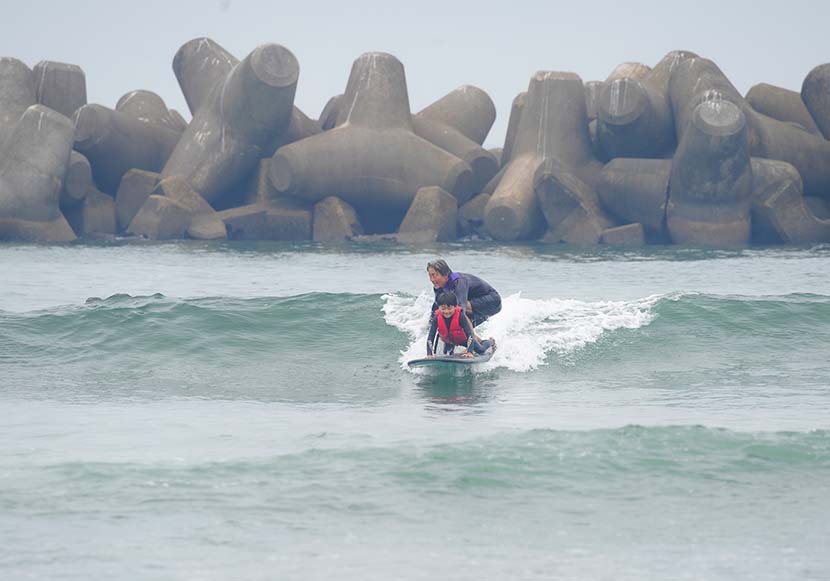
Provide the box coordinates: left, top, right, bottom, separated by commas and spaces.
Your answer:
430, 272, 502, 328
426, 311, 494, 356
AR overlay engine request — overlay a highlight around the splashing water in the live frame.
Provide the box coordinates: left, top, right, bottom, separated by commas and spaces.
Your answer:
382, 292, 662, 372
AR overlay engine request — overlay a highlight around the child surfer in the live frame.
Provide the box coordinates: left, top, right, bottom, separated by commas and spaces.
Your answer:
426, 292, 496, 358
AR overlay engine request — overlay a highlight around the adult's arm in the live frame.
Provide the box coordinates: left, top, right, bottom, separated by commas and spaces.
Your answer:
454, 275, 471, 312
426, 316, 438, 356
428, 287, 440, 324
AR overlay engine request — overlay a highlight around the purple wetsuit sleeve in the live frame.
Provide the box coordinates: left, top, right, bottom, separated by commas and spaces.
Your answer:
454, 275, 471, 309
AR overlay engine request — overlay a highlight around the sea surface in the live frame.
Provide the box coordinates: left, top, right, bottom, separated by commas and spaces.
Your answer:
1, 241, 829, 580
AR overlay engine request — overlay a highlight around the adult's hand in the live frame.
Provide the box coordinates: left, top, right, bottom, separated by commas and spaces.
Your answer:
461, 351, 474, 358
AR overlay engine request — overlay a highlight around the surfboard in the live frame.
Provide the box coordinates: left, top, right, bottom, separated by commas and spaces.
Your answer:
407, 348, 494, 369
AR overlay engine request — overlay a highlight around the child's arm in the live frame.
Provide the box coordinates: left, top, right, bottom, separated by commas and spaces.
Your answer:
459, 313, 480, 356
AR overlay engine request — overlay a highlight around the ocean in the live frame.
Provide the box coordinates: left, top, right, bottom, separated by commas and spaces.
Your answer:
1, 241, 829, 580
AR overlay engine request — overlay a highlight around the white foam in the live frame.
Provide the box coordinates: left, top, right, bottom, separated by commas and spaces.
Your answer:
382, 291, 435, 340
382, 292, 662, 373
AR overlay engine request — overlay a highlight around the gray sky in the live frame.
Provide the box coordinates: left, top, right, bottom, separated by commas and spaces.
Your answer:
2, 0, 827, 147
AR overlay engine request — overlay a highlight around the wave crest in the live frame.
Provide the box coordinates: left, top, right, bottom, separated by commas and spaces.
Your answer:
383, 292, 661, 372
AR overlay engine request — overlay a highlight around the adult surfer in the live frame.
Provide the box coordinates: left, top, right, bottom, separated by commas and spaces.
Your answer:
426, 258, 502, 328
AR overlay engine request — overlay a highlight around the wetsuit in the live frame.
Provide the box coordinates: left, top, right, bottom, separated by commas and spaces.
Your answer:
430, 272, 502, 328
426, 307, 494, 356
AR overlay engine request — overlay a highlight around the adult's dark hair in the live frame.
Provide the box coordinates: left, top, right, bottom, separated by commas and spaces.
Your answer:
436, 291, 458, 306
426, 258, 452, 276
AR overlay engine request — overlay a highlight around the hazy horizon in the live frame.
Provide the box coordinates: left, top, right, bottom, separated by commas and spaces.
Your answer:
2, 0, 827, 147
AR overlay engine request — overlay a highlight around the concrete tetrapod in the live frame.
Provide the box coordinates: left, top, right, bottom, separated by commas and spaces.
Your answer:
749, 158, 830, 244
59, 151, 93, 208
596, 50, 697, 159
485, 71, 602, 241
167, 110, 188, 133
318, 94, 343, 131
458, 193, 490, 237
172, 37, 238, 116
0, 57, 36, 144
501, 91, 526, 168
600, 223, 646, 246
116, 90, 185, 133
412, 85, 499, 191
33, 61, 86, 118
599, 61, 657, 109
587, 59, 652, 146
746, 83, 821, 136
585, 81, 602, 121
279, 108, 321, 151
489, 148, 503, 166
313, 86, 491, 189
397, 186, 458, 243
753, 180, 830, 244
413, 86, 498, 191
268, 52, 474, 218
805, 197, 830, 219
597, 156, 830, 245
414, 85, 496, 146
597, 158, 672, 241
670, 57, 830, 198
171, 37, 317, 166
0, 105, 76, 241
750, 158, 803, 197
233, 158, 313, 212
115, 169, 160, 232
313, 196, 363, 242
801, 64, 830, 140
127, 195, 190, 240
162, 43, 299, 204
588, 119, 602, 162
223, 146, 321, 214
152, 176, 227, 240
479, 91, 527, 195
73, 104, 181, 194
64, 186, 116, 239
605, 62, 652, 83
749, 158, 802, 243
752, 113, 830, 199
216, 203, 311, 240
535, 158, 614, 244
667, 99, 752, 246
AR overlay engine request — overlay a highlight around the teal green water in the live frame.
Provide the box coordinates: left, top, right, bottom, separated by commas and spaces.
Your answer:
1, 242, 829, 579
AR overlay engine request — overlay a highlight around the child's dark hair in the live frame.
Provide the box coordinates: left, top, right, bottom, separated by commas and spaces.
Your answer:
436, 291, 458, 307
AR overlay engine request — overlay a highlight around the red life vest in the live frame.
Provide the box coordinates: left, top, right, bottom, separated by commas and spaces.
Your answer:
435, 306, 468, 346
